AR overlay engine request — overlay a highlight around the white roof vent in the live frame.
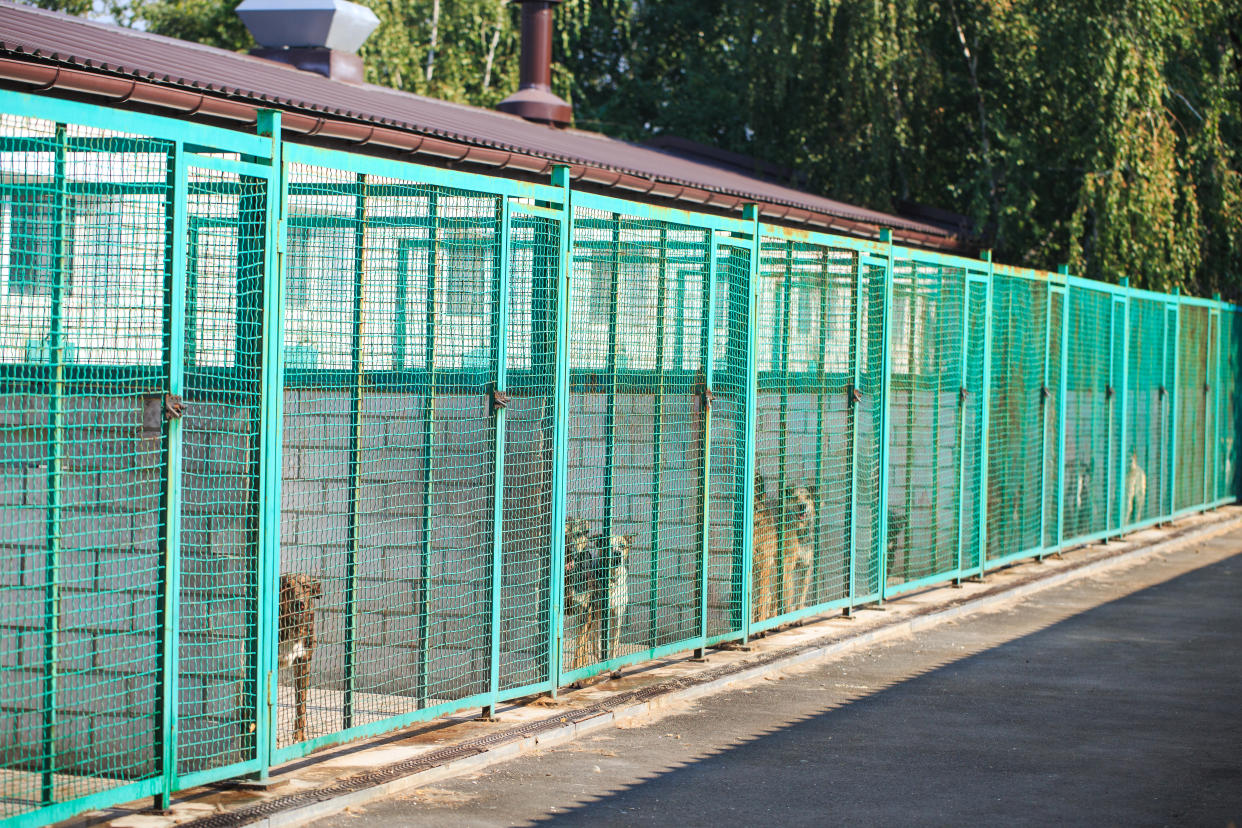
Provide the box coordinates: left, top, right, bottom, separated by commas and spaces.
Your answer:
236, 0, 379, 83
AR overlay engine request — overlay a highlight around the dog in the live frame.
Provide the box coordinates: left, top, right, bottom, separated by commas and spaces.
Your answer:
779, 484, 817, 609
279, 573, 322, 744
1124, 451, 1147, 525
750, 473, 781, 622
564, 518, 634, 668
564, 518, 598, 669
597, 532, 634, 661
1071, 456, 1094, 533
886, 508, 908, 580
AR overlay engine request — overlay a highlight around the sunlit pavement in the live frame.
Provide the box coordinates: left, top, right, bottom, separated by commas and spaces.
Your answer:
312, 529, 1242, 827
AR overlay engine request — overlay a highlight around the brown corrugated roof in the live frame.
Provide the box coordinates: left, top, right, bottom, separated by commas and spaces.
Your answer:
0, 1, 958, 242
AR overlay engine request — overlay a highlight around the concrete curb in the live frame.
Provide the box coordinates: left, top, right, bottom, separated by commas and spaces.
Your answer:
234, 511, 1242, 827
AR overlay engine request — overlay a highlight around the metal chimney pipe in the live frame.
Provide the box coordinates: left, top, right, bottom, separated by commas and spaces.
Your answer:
497, 0, 572, 126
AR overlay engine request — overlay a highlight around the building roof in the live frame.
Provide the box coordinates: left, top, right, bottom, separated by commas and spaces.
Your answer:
0, 1, 962, 246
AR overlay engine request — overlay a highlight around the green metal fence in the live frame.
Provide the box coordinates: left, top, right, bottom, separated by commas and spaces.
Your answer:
0, 89, 1239, 828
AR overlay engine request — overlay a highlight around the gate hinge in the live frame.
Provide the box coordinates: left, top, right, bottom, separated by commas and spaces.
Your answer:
960, 387, 971, 404
700, 388, 716, 410
1158, 385, 1167, 399
1040, 384, 1051, 402
490, 389, 511, 414
1105, 384, 1115, 400
848, 385, 863, 406
1204, 382, 1211, 394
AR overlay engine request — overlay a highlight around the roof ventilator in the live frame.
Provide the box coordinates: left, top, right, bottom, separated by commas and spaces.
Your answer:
497, 0, 572, 126
236, 0, 379, 84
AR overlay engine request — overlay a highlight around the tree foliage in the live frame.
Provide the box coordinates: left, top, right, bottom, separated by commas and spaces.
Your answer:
22, 0, 1242, 295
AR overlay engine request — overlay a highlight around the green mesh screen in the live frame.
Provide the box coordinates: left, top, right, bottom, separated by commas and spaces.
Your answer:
987, 274, 1048, 561
1062, 287, 1113, 540
1175, 304, 1209, 511
1124, 297, 1170, 527
177, 164, 268, 775
959, 278, 988, 570
852, 261, 887, 600
706, 242, 751, 638
1043, 288, 1065, 546
0, 115, 170, 816
1221, 311, 1239, 500
277, 163, 563, 748
752, 238, 854, 625
2, 90, 1241, 828
564, 208, 711, 673
885, 260, 964, 589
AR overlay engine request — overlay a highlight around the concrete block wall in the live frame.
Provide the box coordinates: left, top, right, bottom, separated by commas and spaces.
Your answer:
1, 393, 165, 782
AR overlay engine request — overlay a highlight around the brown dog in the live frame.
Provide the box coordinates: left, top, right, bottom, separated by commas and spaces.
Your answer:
780, 485, 817, 610
279, 573, 321, 744
751, 474, 781, 623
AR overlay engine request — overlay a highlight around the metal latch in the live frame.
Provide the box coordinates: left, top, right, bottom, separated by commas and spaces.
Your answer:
960, 387, 971, 404
142, 394, 185, 439
1105, 384, 1115, 400
1040, 384, 1051, 402
490, 389, 510, 414
848, 385, 863, 406
699, 388, 716, 410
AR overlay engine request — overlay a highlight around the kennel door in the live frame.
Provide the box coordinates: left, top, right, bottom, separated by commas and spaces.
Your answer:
174, 155, 276, 785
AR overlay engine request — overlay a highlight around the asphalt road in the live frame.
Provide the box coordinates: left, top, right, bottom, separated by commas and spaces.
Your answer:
314, 534, 1242, 827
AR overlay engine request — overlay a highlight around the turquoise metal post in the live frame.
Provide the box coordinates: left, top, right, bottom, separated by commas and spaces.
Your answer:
647, 227, 668, 656
341, 173, 366, 730
416, 193, 439, 708
876, 230, 896, 600
1055, 269, 1071, 550
695, 234, 719, 655
155, 139, 188, 808
976, 250, 995, 577
39, 122, 67, 805
1169, 288, 1180, 518
739, 206, 761, 639
1159, 297, 1170, 515
254, 110, 284, 771
1117, 278, 1130, 530
1213, 294, 1224, 501
546, 166, 572, 693
484, 196, 513, 717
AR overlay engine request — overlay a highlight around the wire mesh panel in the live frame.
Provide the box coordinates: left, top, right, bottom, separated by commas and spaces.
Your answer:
752, 238, 854, 626
987, 273, 1048, 562
706, 242, 751, 639
885, 260, 965, 590
959, 278, 988, 570
498, 210, 558, 692
0, 115, 170, 819
1062, 286, 1114, 541
1175, 304, 1209, 512
852, 260, 887, 601
564, 206, 710, 675
176, 164, 268, 776
1124, 297, 1170, 527
279, 162, 521, 749
1043, 288, 1065, 547
1220, 310, 1239, 500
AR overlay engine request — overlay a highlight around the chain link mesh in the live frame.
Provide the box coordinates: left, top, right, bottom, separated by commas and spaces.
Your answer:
2, 94, 1240, 828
